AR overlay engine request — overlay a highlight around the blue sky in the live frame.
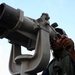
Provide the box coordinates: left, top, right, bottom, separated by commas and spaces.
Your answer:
0, 0, 75, 75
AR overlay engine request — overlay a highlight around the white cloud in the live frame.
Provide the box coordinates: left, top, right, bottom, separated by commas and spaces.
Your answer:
0, 46, 2, 60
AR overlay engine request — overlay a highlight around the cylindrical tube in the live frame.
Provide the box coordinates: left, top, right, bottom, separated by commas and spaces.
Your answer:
0, 3, 36, 49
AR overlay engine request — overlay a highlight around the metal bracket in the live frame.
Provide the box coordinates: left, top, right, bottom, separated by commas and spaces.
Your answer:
9, 27, 50, 75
